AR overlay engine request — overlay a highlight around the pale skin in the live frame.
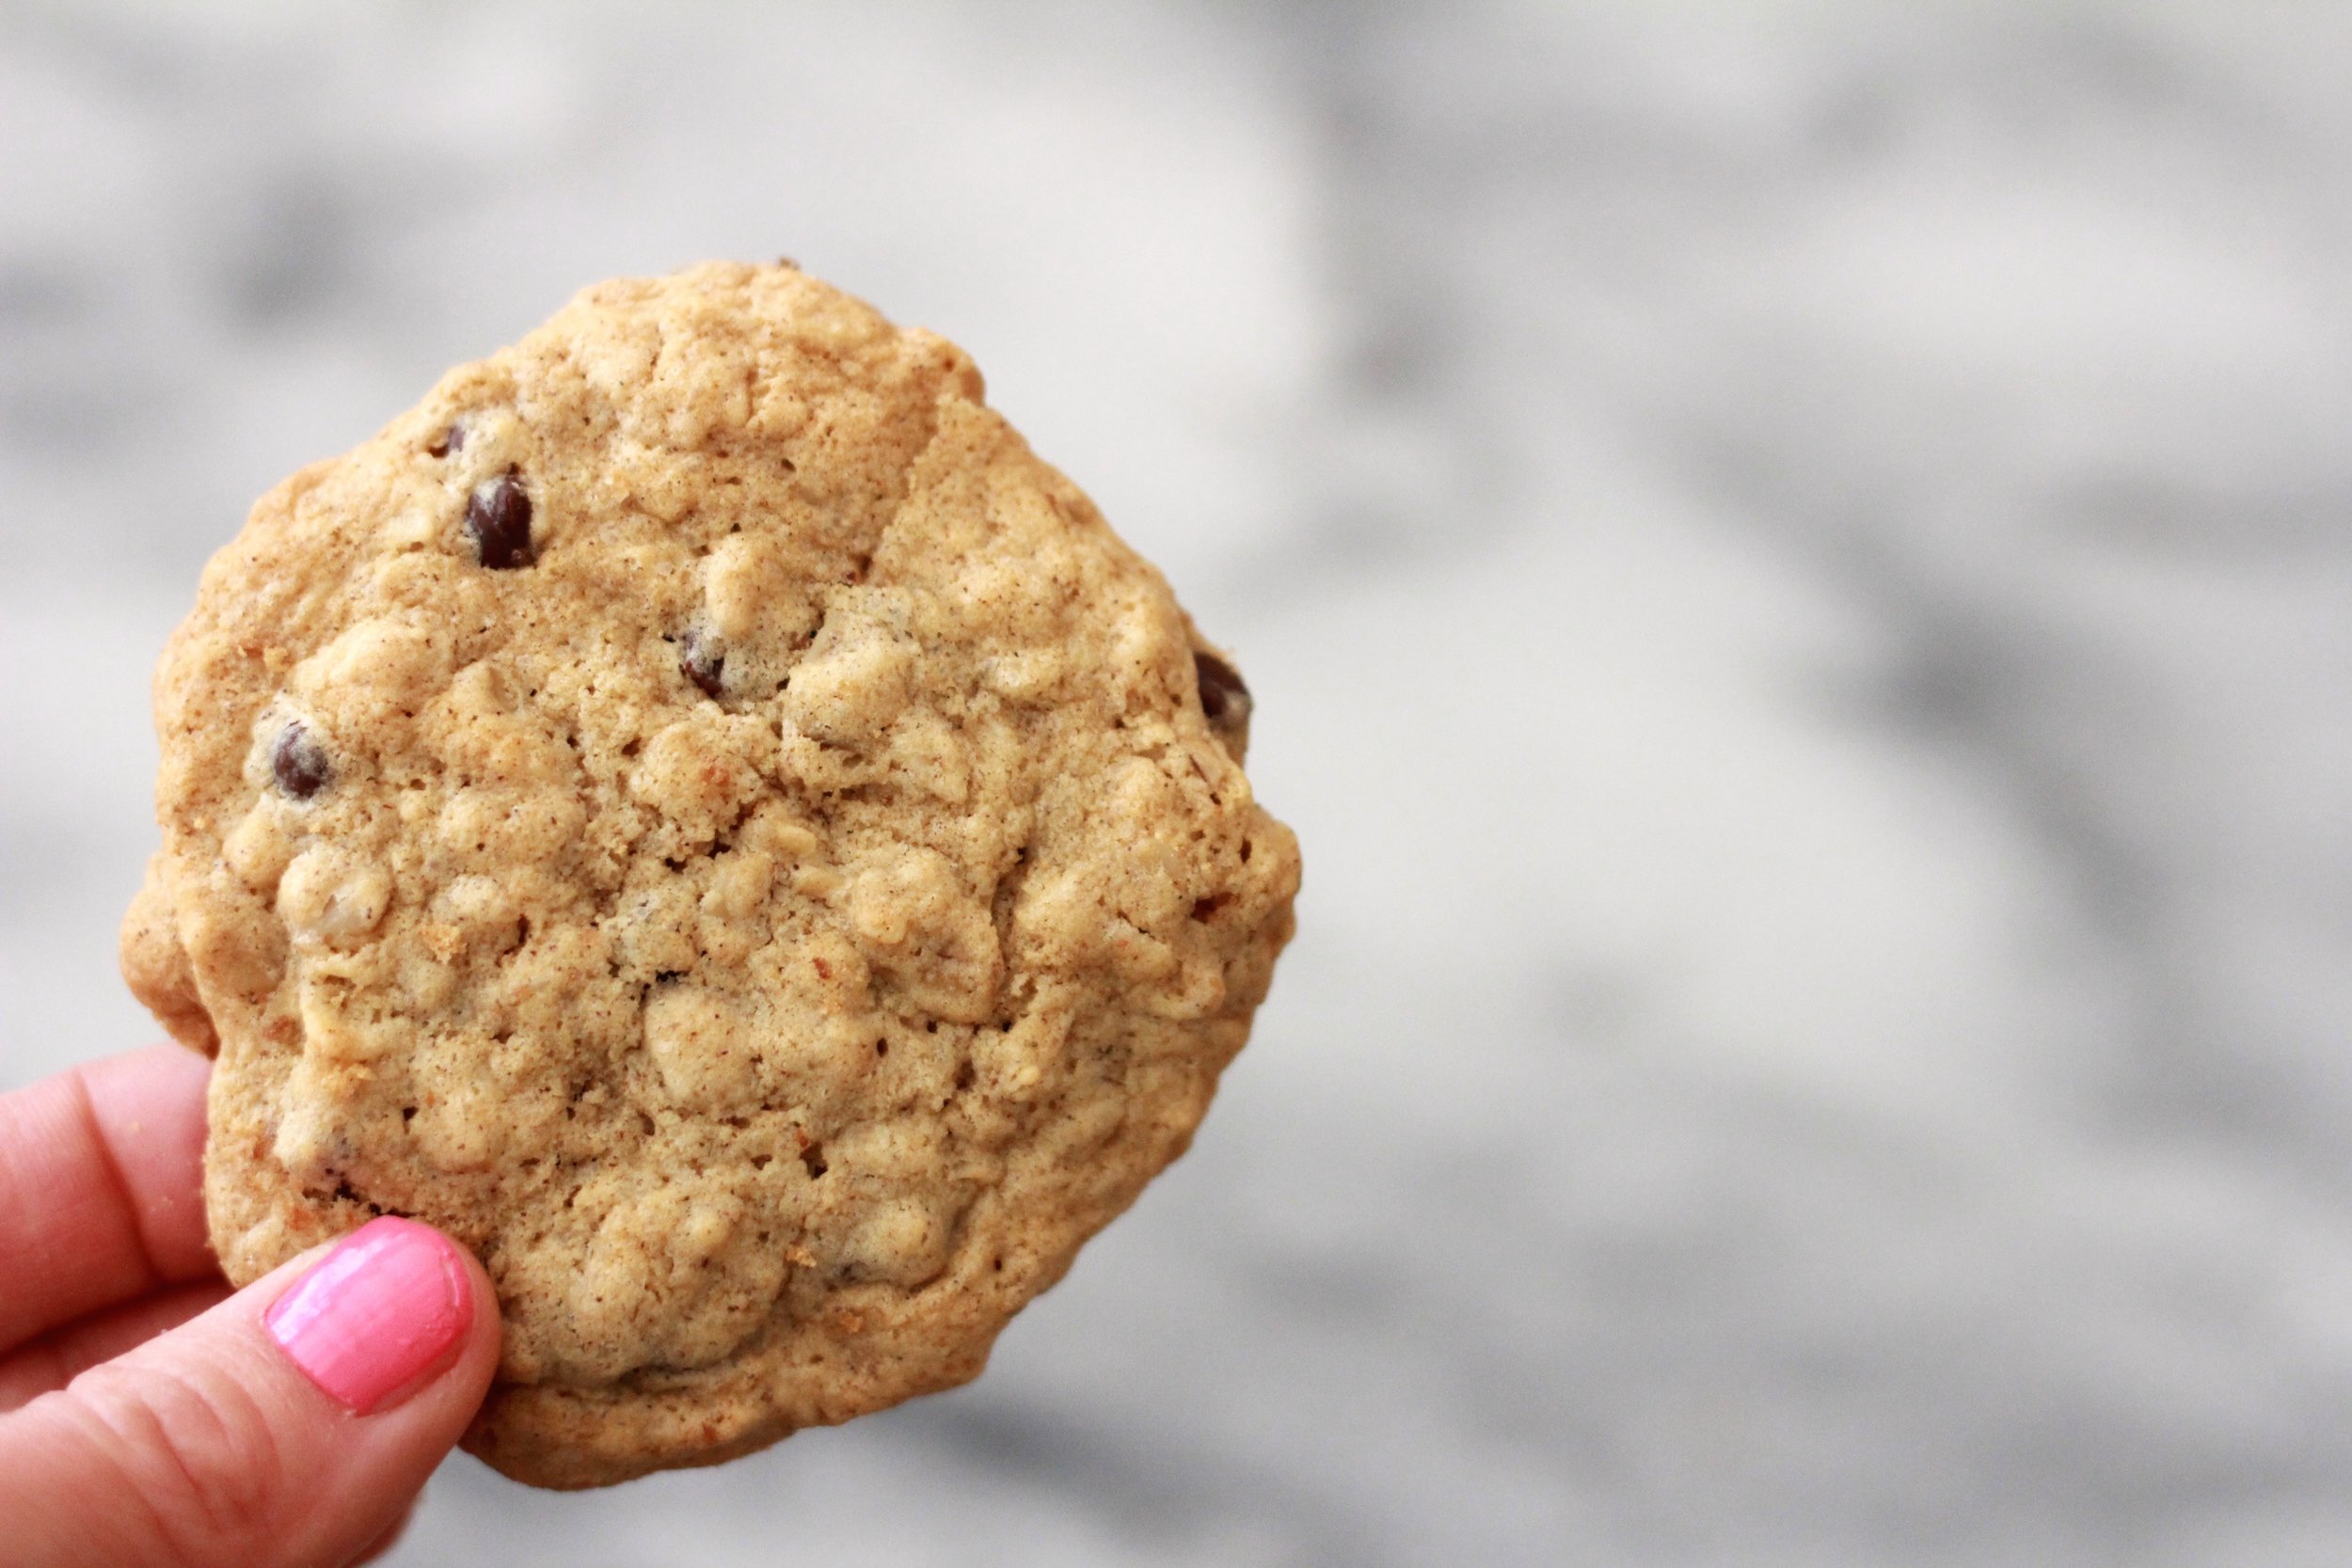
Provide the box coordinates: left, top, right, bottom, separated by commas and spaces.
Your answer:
0, 1045, 503, 1568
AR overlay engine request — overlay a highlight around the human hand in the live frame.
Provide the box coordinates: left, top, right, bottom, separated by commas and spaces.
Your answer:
0, 1045, 502, 1567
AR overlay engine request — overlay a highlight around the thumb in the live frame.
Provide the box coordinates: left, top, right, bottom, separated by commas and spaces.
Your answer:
1, 1217, 501, 1568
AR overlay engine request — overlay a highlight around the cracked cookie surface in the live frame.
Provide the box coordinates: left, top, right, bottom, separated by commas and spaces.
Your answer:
120, 261, 1300, 1488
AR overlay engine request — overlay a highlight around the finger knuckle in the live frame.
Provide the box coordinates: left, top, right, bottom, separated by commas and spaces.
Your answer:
64, 1351, 289, 1560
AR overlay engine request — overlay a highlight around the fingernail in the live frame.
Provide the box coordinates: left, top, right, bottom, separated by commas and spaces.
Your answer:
264, 1216, 473, 1414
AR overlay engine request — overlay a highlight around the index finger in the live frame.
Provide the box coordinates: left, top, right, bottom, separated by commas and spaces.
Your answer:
0, 1045, 217, 1352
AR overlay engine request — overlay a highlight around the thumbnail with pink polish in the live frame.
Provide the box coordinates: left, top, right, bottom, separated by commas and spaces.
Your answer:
264, 1215, 472, 1415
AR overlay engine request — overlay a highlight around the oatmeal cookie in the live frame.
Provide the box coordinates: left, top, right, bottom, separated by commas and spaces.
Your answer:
120, 261, 1299, 1487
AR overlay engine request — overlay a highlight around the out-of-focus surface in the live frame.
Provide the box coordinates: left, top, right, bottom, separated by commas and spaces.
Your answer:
7, 2, 2352, 1562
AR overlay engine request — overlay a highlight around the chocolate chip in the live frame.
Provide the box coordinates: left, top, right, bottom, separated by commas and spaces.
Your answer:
465, 471, 534, 568
680, 628, 724, 698
425, 421, 465, 458
271, 722, 331, 800
1194, 650, 1251, 727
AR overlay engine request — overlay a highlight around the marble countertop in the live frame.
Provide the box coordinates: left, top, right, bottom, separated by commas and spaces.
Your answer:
6, 2, 2351, 1562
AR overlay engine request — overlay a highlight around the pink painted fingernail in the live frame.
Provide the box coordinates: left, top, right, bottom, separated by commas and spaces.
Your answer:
264, 1216, 473, 1414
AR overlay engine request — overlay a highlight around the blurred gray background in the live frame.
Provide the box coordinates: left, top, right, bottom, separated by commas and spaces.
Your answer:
7, 1, 2352, 1562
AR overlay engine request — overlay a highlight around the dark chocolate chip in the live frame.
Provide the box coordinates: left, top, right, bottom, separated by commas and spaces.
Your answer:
271, 722, 331, 800
680, 628, 724, 698
425, 421, 465, 458
465, 471, 534, 568
1194, 649, 1251, 727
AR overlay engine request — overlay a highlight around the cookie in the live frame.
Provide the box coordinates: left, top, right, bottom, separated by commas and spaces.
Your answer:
119, 261, 1300, 1488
